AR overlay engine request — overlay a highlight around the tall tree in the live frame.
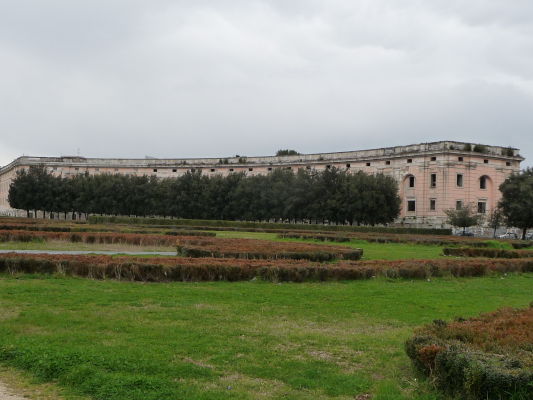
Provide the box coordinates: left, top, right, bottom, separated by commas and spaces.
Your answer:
498, 168, 533, 240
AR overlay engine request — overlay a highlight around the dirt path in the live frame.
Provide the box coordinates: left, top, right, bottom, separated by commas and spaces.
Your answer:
0, 381, 25, 400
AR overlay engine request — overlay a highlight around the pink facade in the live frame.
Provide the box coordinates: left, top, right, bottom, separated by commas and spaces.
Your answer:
0, 141, 523, 226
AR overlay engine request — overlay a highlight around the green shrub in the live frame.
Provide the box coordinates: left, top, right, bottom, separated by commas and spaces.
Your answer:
406, 308, 533, 399
87, 216, 452, 235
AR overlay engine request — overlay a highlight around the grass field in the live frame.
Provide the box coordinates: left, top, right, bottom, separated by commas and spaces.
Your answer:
0, 273, 531, 400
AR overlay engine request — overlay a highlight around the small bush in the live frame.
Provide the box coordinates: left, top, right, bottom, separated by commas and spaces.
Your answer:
406, 307, 533, 399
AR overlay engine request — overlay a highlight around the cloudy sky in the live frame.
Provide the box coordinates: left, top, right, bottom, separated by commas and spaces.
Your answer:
1, 0, 532, 167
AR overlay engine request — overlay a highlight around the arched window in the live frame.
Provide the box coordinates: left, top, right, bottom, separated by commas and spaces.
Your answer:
480, 176, 488, 190
404, 175, 415, 188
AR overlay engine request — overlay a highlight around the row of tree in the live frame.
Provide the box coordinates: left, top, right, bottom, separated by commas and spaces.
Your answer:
8, 165, 402, 225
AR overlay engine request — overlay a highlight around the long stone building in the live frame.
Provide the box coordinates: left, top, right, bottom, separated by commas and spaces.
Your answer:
0, 141, 523, 226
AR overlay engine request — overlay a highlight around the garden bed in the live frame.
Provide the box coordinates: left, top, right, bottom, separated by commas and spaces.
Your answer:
443, 247, 533, 258
176, 237, 363, 261
1, 253, 532, 282
406, 306, 533, 399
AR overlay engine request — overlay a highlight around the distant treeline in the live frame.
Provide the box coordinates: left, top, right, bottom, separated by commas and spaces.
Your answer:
8, 165, 401, 225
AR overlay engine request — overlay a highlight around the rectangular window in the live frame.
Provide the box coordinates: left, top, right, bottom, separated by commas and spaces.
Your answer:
506, 161, 511, 166
172, 169, 177, 172
407, 159, 413, 163
409, 176, 415, 188
229, 168, 234, 172
385, 161, 391, 165
456, 200, 463, 210
484, 159, 489, 164
456, 174, 463, 187
478, 201, 486, 214
248, 168, 253, 171
430, 199, 436, 211
430, 174, 437, 188
268, 167, 273, 171
430, 157, 437, 161
458, 156, 464, 162
346, 163, 351, 168
210, 168, 215, 172
153, 168, 157, 172
407, 200, 416, 212
480, 176, 487, 189
366, 162, 371, 166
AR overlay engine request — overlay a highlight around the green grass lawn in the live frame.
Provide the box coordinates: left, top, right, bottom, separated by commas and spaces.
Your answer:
213, 231, 446, 260
0, 274, 531, 400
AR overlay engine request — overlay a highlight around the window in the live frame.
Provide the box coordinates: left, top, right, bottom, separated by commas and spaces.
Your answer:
385, 161, 391, 165
286, 166, 292, 170
366, 162, 371, 166
407, 159, 413, 163
456, 174, 463, 187
430, 199, 436, 211
430, 173, 437, 188
478, 201, 486, 214
431, 157, 437, 161
326, 165, 331, 169
408, 176, 415, 188
484, 159, 488, 164
210, 168, 215, 172
268, 167, 273, 171
456, 200, 463, 210
346, 163, 351, 168
172, 168, 177, 172
480, 176, 487, 189
458, 157, 464, 162
407, 200, 416, 212
153, 168, 157, 172
248, 168, 253, 171
506, 161, 511, 166
229, 168, 234, 172
306, 166, 311, 170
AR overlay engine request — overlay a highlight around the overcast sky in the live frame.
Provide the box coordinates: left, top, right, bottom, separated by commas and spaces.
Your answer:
1, 0, 532, 167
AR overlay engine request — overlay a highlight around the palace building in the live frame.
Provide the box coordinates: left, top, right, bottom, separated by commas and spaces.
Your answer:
0, 141, 523, 226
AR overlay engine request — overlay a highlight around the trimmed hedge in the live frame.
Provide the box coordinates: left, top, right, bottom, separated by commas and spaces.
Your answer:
0, 230, 179, 246
277, 232, 351, 242
0, 253, 532, 282
176, 237, 363, 261
87, 216, 452, 235
443, 247, 533, 259
406, 307, 533, 399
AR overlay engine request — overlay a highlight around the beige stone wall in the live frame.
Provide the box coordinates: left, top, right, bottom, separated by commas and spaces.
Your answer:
0, 141, 523, 225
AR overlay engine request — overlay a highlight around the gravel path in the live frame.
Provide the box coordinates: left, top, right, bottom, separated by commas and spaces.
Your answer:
0, 382, 25, 400
0, 249, 176, 256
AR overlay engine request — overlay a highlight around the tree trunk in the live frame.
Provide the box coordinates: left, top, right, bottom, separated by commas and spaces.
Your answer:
522, 227, 527, 240
26, 210, 30, 218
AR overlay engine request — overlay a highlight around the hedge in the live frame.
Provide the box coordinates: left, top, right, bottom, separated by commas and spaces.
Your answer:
87, 216, 452, 235
443, 247, 533, 259
176, 237, 363, 261
405, 306, 533, 399
0, 253, 532, 282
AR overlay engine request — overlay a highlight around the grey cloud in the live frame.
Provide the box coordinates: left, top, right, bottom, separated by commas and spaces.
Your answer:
0, 1, 532, 167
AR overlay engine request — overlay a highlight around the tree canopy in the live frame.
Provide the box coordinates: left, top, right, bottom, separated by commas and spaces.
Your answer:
444, 203, 482, 233
498, 168, 533, 239
8, 165, 401, 225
